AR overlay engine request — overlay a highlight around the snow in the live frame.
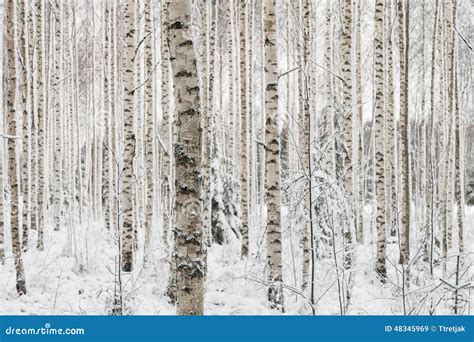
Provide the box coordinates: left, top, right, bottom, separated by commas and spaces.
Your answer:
0, 204, 471, 315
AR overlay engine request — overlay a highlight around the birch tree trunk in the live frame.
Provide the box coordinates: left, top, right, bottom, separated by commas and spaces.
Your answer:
264, 0, 284, 312
374, 0, 387, 281
121, 0, 136, 272
19, 0, 30, 250
443, 0, 457, 259
102, 1, 112, 230
341, 0, 353, 194
323, 0, 334, 179
340, 0, 354, 288
144, 0, 155, 259
168, 0, 205, 316
300, 0, 314, 311
200, 0, 212, 249
240, 0, 249, 258
6, 0, 27, 295
426, 0, 439, 270
52, 0, 63, 232
453, 33, 463, 255
35, 0, 46, 251
226, 0, 235, 168
385, 0, 396, 239
398, 0, 410, 265
161, 0, 172, 253
355, 0, 364, 243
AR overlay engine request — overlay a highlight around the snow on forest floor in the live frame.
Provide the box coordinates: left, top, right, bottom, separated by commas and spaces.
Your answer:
0, 206, 472, 315
0, 220, 272, 315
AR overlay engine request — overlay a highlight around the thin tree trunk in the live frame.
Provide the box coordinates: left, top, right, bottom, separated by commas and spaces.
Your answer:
102, 1, 112, 230
323, 0, 334, 179
52, 0, 63, 232
240, 0, 249, 258
144, 0, 155, 260
161, 0, 172, 254
398, 0, 410, 265
426, 0, 439, 272
19, 0, 31, 250
374, 0, 387, 281
444, 0, 457, 260
300, 0, 314, 311
355, 0, 364, 244
264, 0, 284, 312
6, 0, 27, 295
121, 0, 136, 273
35, 0, 46, 251
385, 0, 396, 239
453, 39, 463, 255
341, 0, 353, 195
200, 0, 213, 249
340, 0, 354, 297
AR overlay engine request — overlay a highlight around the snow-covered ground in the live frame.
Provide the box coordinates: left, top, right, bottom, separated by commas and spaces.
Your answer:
0, 205, 472, 315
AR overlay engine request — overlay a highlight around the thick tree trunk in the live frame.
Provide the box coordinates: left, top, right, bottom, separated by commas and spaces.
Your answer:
168, 0, 205, 316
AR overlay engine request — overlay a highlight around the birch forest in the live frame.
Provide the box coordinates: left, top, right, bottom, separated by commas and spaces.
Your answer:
0, 0, 472, 316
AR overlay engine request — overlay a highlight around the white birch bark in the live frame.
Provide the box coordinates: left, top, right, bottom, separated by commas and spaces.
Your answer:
239, 0, 249, 258
341, 0, 353, 194
426, 0, 439, 271
355, 0, 364, 244
264, 0, 284, 312
52, 0, 63, 231
6, 0, 27, 295
121, 0, 136, 272
453, 32, 464, 255
161, 0, 172, 253
443, 0, 457, 258
374, 0, 387, 280
385, 0, 396, 238
399, 0, 410, 265
19, 0, 31, 250
144, 0, 155, 259
200, 0, 212, 249
168, 0, 205, 315
323, 0, 334, 179
35, 0, 46, 251
102, 1, 112, 230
